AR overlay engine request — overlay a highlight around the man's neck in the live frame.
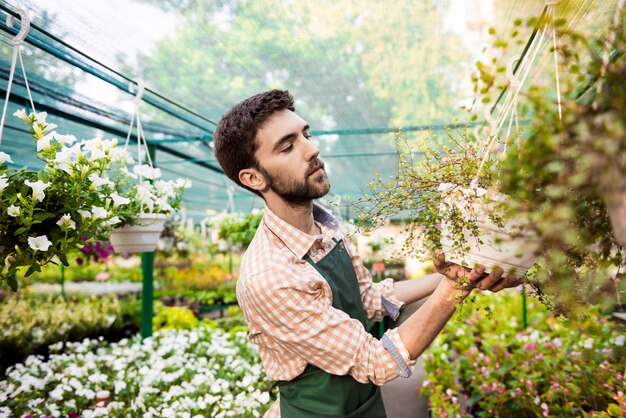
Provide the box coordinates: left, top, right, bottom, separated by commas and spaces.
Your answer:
266, 195, 316, 235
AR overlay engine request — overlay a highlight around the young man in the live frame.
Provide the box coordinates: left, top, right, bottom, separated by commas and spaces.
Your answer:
213, 90, 523, 417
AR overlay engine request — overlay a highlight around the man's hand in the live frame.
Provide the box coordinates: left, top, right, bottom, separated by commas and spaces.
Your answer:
433, 250, 525, 300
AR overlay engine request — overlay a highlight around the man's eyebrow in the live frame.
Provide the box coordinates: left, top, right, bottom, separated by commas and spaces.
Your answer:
272, 124, 310, 152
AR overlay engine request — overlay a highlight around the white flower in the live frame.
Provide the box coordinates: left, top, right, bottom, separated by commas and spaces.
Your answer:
133, 164, 162, 180
110, 147, 134, 164
0, 174, 8, 192
78, 210, 91, 219
24, 179, 51, 202
37, 131, 55, 151
13, 108, 28, 121
0, 151, 13, 164
34, 111, 48, 124
88, 173, 114, 188
583, 338, 594, 349
121, 167, 138, 179
7, 205, 20, 217
56, 214, 76, 230
175, 178, 191, 189
102, 216, 121, 226
91, 206, 108, 219
54, 133, 77, 145
615, 335, 624, 347
110, 193, 131, 207
28, 235, 52, 251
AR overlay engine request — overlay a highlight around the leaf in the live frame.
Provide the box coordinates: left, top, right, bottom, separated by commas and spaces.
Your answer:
33, 212, 55, 222
15, 227, 29, 235
7, 275, 18, 291
58, 252, 69, 266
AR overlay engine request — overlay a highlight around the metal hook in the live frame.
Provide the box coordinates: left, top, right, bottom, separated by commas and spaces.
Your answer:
6, 8, 31, 46
129, 79, 145, 104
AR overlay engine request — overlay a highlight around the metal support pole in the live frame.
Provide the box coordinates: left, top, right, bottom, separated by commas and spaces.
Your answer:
140, 251, 155, 339
522, 283, 528, 330
140, 143, 157, 340
60, 263, 65, 300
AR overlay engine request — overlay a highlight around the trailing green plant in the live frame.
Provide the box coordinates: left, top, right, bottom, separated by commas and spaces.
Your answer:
354, 7, 626, 315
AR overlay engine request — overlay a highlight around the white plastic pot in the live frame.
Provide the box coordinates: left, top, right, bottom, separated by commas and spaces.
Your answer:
109, 213, 166, 253
439, 184, 537, 276
605, 189, 626, 248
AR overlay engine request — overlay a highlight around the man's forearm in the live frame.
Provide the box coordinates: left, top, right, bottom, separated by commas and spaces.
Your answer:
396, 280, 458, 359
393, 272, 442, 304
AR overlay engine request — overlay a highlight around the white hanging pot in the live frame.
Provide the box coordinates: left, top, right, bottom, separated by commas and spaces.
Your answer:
605, 189, 626, 248
438, 184, 538, 276
109, 213, 166, 253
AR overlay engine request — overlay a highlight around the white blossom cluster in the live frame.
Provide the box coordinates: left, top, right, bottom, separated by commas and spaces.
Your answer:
0, 328, 272, 417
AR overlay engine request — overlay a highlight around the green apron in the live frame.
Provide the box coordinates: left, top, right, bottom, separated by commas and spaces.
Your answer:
277, 238, 387, 417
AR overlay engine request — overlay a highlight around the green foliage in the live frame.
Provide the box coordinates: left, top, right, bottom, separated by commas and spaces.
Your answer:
0, 292, 133, 372
357, 7, 626, 315
209, 210, 264, 251
420, 290, 626, 417
491, 9, 626, 315
152, 306, 201, 331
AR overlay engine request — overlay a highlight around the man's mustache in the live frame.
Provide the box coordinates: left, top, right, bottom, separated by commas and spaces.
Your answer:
307, 159, 325, 176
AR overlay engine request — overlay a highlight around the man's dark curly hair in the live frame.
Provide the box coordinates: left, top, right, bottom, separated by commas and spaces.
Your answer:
213, 90, 295, 196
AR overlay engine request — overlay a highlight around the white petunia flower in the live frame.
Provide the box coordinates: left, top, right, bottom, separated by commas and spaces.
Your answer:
583, 337, 594, 349
54, 133, 77, 145
102, 216, 121, 226
77, 210, 91, 218
91, 206, 108, 219
37, 131, 55, 151
133, 164, 162, 180
24, 179, 51, 202
0, 151, 13, 164
0, 176, 7, 193
7, 205, 20, 217
110, 193, 131, 207
88, 173, 114, 188
615, 335, 624, 347
56, 214, 76, 230
13, 108, 28, 121
28, 235, 52, 251
34, 111, 48, 124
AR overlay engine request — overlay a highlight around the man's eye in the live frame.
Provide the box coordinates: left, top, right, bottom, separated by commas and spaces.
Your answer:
304, 133, 312, 140
282, 144, 293, 153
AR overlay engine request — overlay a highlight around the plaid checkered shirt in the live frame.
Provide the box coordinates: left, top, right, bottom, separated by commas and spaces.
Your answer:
237, 205, 416, 417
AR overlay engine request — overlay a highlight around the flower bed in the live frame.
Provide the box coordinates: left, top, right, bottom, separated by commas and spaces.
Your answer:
0, 327, 272, 417
420, 291, 626, 417
0, 293, 141, 373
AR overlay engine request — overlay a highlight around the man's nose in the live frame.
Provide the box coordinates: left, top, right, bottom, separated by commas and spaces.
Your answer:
303, 136, 320, 161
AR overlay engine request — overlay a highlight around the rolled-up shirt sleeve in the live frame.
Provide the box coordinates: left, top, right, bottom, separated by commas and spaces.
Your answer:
241, 269, 415, 385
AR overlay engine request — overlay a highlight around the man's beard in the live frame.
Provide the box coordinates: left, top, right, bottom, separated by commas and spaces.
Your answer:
260, 159, 330, 206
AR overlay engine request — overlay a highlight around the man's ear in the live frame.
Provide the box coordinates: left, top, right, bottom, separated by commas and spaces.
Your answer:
239, 168, 267, 192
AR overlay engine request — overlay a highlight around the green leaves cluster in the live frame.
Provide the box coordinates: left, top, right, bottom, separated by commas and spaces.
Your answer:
210, 210, 264, 251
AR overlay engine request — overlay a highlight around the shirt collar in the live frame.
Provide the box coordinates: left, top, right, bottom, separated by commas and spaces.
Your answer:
263, 203, 339, 259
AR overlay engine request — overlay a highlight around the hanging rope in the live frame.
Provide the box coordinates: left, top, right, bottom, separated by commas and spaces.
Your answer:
0, 8, 34, 146
472, 0, 562, 187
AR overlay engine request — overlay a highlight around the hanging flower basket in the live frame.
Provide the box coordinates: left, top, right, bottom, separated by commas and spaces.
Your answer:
605, 189, 626, 249
439, 184, 538, 276
109, 213, 167, 253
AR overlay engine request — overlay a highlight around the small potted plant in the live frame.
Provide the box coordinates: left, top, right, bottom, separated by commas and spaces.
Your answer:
106, 161, 190, 254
